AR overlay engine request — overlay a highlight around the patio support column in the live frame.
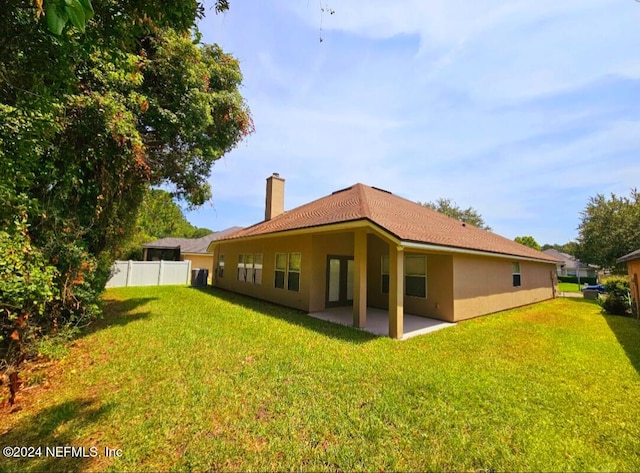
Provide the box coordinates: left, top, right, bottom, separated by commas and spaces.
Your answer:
353, 230, 367, 328
389, 245, 404, 339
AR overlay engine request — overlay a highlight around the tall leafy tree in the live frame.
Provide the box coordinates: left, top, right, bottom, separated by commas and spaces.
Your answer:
419, 198, 491, 230
514, 235, 542, 251
541, 242, 578, 255
575, 190, 640, 270
1, 0, 252, 380
119, 188, 213, 260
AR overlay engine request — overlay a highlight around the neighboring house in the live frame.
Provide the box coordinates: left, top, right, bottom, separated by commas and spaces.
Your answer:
617, 249, 640, 316
542, 249, 597, 280
143, 227, 242, 284
206, 174, 560, 339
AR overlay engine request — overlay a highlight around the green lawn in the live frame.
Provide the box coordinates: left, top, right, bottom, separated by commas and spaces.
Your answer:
2, 286, 640, 472
558, 281, 583, 293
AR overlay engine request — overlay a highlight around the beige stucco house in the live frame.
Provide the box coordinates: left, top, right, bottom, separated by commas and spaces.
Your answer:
207, 174, 560, 339
617, 249, 640, 316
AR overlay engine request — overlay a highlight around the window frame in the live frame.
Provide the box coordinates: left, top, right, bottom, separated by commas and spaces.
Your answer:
274, 252, 301, 292
237, 254, 246, 282
217, 254, 225, 278
274, 252, 287, 289
405, 254, 427, 298
512, 262, 522, 287
254, 253, 263, 285
381, 254, 427, 297
288, 252, 301, 292
381, 255, 389, 294
236, 253, 263, 285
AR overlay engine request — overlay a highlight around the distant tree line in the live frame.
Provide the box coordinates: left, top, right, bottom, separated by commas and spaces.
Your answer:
118, 188, 213, 261
418, 198, 491, 230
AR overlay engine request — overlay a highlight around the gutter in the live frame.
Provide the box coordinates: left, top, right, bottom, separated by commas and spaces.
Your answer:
394, 241, 558, 264
207, 220, 557, 265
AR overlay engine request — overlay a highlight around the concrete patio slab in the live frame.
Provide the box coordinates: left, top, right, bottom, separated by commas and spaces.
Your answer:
308, 307, 456, 340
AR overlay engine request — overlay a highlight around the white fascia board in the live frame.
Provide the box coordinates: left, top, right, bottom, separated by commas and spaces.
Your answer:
205, 219, 398, 253
401, 241, 557, 264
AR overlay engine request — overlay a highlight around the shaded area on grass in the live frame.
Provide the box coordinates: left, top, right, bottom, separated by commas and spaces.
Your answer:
0, 398, 113, 473
604, 313, 640, 375
191, 286, 377, 344
79, 297, 157, 339
568, 297, 640, 375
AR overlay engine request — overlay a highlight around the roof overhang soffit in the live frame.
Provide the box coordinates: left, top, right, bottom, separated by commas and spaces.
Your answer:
205, 219, 399, 252
205, 220, 556, 264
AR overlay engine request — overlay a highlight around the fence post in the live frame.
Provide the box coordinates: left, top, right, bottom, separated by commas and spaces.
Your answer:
158, 260, 165, 285
126, 260, 133, 287
186, 259, 192, 285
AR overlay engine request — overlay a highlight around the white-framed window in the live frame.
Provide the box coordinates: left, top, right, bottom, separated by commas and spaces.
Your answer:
274, 252, 301, 292
254, 254, 263, 285
288, 253, 301, 292
381, 254, 427, 297
237, 253, 263, 284
512, 262, 521, 287
217, 254, 225, 278
405, 255, 427, 298
237, 254, 245, 281
381, 255, 389, 294
245, 253, 254, 283
275, 253, 287, 289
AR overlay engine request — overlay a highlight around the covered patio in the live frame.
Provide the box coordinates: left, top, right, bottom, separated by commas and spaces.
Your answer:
308, 307, 456, 340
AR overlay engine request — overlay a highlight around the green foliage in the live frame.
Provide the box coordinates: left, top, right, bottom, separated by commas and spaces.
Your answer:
558, 275, 598, 285
191, 227, 214, 238
44, 0, 94, 35
5, 288, 640, 471
117, 188, 213, 259
136, 189, 205, 240
1, 1, 251, 380
37, 0, 229, 35
542, 242, 578, 256
30, 325, 80, 360
600, 276, 632, 316
0, 213, 57, 369
576, 190, 640, 270
558, 282, 582, 293
419, 198, 491, 230
515, 235, 542, 251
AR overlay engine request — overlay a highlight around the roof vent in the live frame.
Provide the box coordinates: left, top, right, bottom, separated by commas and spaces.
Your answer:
371, 186, 392, 194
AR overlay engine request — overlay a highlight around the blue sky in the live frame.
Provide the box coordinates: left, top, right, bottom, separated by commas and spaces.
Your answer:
185, 0, 640, 245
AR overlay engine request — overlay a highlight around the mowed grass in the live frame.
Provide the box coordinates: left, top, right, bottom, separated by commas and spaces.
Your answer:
558, 282, 583, 293
2, 286, 640, 472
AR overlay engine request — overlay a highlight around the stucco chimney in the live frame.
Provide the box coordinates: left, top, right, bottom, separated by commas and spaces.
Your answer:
265, 173, 285, 221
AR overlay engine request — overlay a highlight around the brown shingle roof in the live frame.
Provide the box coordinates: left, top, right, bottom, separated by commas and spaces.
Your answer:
220, 184, 558, 262
617, 249, 640, 263
143, 227, 243, 254
542, 248, 597, 270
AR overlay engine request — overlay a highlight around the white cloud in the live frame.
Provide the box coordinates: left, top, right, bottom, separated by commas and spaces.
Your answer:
192, 0, 640, 243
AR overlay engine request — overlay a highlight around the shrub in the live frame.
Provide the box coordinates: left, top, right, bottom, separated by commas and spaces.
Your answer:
600, 276, 631, 316
0, 214, 58, 405
0, 215, 57, 369
558, 275, 598, 285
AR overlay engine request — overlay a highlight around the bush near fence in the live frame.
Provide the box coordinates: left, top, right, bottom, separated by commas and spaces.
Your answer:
558, 275, 597, 285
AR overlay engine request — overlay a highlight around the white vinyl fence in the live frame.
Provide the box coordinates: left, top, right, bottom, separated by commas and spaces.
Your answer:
106, 260, 192, 288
